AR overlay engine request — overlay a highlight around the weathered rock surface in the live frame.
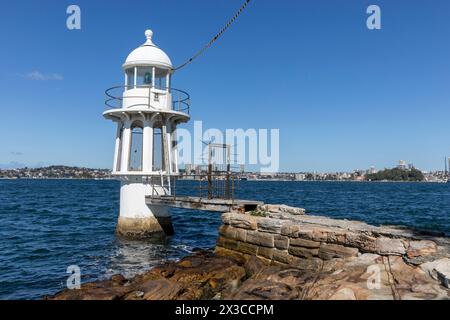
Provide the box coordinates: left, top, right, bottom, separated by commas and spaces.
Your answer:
46, 251, 246, 300
47, 250, 450, 300
46, 204, 450, 300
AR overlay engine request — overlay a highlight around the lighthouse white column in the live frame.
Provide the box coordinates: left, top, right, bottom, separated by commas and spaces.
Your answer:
113, 121, 122, 172
171, 121, 179, 174
120, 120, 132, 173
166, 119, 174, 174
142, 119, 153, 173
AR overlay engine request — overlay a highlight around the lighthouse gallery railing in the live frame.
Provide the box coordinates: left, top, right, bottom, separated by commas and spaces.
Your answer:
104, 85, 190, 114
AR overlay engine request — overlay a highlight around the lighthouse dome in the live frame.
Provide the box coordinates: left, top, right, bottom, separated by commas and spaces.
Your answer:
123, 30, 173, 70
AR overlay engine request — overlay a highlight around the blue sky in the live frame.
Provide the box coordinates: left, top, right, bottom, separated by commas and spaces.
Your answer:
0, 0, 449, 172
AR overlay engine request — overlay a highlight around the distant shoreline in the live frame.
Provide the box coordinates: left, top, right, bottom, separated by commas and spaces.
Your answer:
0, 177, 447, 183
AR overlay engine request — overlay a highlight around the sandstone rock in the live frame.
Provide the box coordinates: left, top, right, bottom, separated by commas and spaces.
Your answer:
260, 204, 304, 215
228, 266, 311, 300
246, 230, 274, 248
420, 258, 450, 288
375, 237, 406, 256
436, 265, 450, 289
244, 256, 269, 277
215, 246, 248, 264
281, 224, 300, 237
217, 236, 239, 251
138, 279, 183, 300
319, 243, 359, 260
223, 213, 258, 230
272, 249, 294, 265
344, 232, 377, 253
346, 253, 381, 267
289, 238, 321, 249
407, 240, 437, 258
329, 287, 356, 300
236, 228, 247, 242
257, 218, 283, 234
278, 205, 305, 215
290, 256, 323, 271
238, 241, 258, 255
258, 247, 274, 260
274, 234, 289, 250
47, 248, 450, 301
288, 246, 319, 259
311, 228, 330, 242
219, 225, 237, 239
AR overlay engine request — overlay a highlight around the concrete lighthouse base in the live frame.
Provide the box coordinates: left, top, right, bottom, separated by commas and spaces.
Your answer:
116, 215, 174, 240
116, 179, 174, 240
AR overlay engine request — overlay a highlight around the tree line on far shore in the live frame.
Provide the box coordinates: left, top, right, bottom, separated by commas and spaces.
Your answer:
366, 167, 425, 182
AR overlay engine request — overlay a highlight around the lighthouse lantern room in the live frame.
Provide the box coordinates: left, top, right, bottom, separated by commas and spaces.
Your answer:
103, 29, 190, 239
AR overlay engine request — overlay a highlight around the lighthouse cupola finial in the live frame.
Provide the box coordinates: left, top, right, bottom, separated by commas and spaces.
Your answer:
144, 29, 154, 45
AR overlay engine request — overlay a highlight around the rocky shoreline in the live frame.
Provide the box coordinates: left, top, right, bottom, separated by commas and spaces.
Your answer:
47, 204, 450, 300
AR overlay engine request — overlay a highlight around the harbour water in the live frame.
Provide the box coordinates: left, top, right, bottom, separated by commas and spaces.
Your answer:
0, 179, 449, 299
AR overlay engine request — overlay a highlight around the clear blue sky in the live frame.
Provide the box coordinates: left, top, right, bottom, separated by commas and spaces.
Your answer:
1, 0, 449, 172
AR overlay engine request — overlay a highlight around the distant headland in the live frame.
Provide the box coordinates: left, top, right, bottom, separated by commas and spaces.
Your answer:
0, 165, 112, 180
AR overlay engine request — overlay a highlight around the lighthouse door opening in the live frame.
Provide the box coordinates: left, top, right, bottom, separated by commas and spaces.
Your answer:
129, 123, 143, 171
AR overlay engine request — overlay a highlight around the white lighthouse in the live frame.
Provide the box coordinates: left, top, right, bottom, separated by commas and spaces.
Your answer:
103, 29, 190, 239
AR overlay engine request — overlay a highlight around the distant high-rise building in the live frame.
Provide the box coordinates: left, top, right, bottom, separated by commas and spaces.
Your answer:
447, 157, 450, 176
398, 160, 407, 170
240, 164, 245, 173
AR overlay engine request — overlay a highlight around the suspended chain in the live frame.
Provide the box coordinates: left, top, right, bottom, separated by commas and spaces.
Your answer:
173, 0, 251, 71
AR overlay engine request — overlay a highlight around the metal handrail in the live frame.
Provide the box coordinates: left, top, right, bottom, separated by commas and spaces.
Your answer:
104, 85, 190, 114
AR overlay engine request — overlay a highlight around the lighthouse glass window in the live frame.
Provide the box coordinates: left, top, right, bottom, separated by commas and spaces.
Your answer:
137, 67, 153, 87
154, 68, 167, 90
125, 68, 134, 89
129, 125, 143, 171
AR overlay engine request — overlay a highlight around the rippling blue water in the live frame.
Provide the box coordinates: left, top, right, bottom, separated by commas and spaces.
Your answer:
0, 179, 449, 299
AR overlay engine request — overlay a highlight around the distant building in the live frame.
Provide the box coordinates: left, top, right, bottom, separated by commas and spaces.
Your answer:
295, 173, 306, 181
397, 160, 407, 170
448, 157, 450, 175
